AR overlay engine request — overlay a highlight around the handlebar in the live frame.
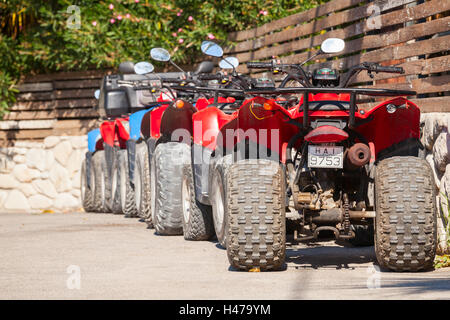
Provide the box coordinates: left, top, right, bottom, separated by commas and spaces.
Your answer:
197, 73, 223, 81
370, 65, 404, 74
246, 61, 273, 69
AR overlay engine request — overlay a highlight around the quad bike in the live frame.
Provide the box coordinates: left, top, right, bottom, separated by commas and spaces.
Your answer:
182, 38, 436, 272
145, 46, 253, 239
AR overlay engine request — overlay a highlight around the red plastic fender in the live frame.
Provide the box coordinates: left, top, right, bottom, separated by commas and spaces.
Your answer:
192, 107, 237, 150
150, 105, 168, 139
115, 117, 130, 149
99, 120, 116, 148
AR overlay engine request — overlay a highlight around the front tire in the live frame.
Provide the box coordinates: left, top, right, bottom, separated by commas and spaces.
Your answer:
374, 156, 436, 271
210, 154, 233, 247
81, 157, 95, 212
92, 151, 107, 212
151, 142, 186, 235
181, 148, 214, 240
135, 142, 152, 224
226, 159, 286, 271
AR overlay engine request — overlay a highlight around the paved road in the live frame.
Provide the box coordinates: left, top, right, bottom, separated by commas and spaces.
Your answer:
0, 211, 449, 299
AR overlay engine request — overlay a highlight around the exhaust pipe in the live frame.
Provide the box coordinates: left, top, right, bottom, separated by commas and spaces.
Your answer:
345, 143, 371, 169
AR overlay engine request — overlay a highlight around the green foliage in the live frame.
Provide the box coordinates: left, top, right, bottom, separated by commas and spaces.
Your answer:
434, 254, 450, 269
0, 0, 327, 116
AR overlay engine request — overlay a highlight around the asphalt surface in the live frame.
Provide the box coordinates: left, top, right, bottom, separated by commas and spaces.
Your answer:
0, 211, 449, 300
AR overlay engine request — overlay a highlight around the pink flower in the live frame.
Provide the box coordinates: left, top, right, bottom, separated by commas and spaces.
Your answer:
188, 16, 193, 21
207, 33, 215, 40
178, 28, 183, 32
92, 21, 97, 26
178, 38, 184, 44
177, 12, 181, 16
110, 18, 115, 24
172, 32, 177, 37
135, 0, 140, 3
109, 4, 114, 10
117, 15, 122, 20
261, 10, 268, 16
126, 13, 131, 19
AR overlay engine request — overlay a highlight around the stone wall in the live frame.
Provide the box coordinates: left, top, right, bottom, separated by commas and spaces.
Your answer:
0, 136, 86, 213
422, 113, 450, 255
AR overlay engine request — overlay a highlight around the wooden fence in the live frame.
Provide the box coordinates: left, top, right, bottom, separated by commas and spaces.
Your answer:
1, 0, 448, 145
226, 0, 449, 111
0, 70, 110, 146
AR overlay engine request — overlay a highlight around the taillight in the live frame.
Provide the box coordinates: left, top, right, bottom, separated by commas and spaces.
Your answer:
304, 125, 349, 143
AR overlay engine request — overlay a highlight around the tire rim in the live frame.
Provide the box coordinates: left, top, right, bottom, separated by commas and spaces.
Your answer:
120, 159, 126, 210
182, 176, 190, 224
134, 162, 142, 214
150, 158, 156, 224
212, 175, 225, 231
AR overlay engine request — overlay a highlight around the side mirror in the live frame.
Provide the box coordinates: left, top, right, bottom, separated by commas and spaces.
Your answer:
195, 61, 215, 74
118, 61, 135, 74
201, 41, 223, 57
94, 89, 100, 100
321, 38, 345, 54
219, 57, 239, 69
150, 48, 171, 62
134, 61, 154, 75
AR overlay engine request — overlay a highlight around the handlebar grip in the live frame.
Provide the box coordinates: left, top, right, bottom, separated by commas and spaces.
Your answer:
197, 74, 222, 81
373, 65, 404, 74
246, 61, 273, 69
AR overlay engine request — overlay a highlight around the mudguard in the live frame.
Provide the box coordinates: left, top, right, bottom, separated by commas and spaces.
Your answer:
87, 128, 101, 153
100, 121, 116, 148
115, 117, 130, 149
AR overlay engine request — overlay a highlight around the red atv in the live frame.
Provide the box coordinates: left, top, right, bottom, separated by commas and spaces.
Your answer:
186, 38, 436, 272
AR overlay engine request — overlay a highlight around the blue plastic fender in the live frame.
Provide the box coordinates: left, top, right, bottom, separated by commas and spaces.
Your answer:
129, 108, 155, 141
87, 128, 101, 153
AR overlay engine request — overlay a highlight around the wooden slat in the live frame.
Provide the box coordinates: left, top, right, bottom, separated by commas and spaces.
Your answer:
2, 110, 56, 121
228, 0, 418, 54
365, 75, 450, 94
233, 0, 450, 63
23, 69, 112, 83
17, 88, 96, 101
0, 129, 53, 142
17, 82, 53, 92
53, 79, 101, 89
55, 108, 99, 119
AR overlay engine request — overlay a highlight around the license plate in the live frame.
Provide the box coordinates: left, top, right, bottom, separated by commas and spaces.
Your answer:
308, 145, 343, 169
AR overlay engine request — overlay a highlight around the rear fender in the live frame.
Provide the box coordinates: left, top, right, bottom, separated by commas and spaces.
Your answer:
87, 129, 101, 152
160, 101, 196, 141
99, 121, 115, 148
230, 97, 299, 162
192, 107, 237, 151
115, 117, 130, 149
355, 97, 420, 157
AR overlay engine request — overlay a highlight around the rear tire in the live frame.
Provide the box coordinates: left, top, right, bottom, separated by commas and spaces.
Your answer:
81, 157, 95, 212
92, 151, 107, 213
181, 152, 214, 241
210, 154, 233, 247
136, 142, 152, 224
374, 156, 436, 271
226, 159, 286, 271
119, 150, 138, 217
151, 142, 186, 235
